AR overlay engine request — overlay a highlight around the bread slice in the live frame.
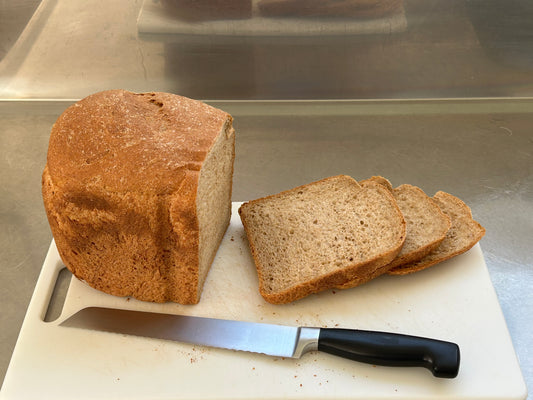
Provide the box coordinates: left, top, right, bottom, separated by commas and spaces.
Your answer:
238, 175, 406, 304
365, 177, 451, 268
42, 90, 235, 304
338, 177, 451, 288
387, 184, 452, 267
388, 191, 485, 275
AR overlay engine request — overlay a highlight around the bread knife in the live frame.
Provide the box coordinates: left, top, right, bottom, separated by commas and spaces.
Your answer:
60, 306, 460, 378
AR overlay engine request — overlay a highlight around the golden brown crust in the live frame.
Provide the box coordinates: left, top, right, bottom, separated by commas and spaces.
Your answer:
360, 175, 393, 192
43, 90, 232, 304
47, 90, 230, 195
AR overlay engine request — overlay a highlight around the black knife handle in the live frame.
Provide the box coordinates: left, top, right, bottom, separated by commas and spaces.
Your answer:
318, 328, 460, 378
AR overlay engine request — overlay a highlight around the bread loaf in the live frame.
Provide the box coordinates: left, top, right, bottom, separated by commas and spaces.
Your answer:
238, 175, 406, 304
42, 89, 235, 304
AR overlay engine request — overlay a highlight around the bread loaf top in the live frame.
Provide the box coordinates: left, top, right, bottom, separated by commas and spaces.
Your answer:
47, 89, 232, 195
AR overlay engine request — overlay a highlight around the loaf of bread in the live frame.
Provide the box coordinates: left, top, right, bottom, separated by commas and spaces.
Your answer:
42, 89, 235, 304
388, 191, 486, 275
238, 175, 406, 304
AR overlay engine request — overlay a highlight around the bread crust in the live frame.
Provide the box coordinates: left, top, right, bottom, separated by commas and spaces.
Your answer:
42, 90, 233, 304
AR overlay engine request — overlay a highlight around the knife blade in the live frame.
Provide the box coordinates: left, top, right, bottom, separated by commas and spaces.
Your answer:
60, 307, 460, 378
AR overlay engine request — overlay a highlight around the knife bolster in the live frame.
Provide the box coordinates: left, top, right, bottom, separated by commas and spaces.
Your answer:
293, 327, 320, 358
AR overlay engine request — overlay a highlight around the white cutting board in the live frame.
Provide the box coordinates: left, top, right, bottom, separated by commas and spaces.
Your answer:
1, 203, 527, 400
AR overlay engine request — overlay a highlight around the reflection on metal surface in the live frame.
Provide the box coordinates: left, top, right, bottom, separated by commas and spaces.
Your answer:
137, 0, 407, 36
1, 0, 533, 99
0, 0, 41, 62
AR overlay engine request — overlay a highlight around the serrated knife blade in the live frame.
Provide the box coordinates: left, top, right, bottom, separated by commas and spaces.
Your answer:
60, 307, 460, 378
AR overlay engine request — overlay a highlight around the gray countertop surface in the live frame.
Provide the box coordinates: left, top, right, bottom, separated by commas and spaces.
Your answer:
1, 99, 532, 398
1, 0, 532, 398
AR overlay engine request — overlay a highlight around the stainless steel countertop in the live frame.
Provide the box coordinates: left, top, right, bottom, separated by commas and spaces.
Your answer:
1, 99, 532, 397
1, 0, 532, 398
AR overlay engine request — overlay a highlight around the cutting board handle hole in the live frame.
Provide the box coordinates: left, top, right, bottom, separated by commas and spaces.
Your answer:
43, 267, 71, 323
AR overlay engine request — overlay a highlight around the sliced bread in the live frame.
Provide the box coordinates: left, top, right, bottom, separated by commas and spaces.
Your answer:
337, 177, 451, 288
364, 177, 452, 268
388, 191, 486, 275
386, 184, 451, 268
238, 175, 406, 304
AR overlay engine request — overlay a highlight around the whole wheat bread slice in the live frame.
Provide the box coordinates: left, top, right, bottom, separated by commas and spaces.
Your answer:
337, 176, 451, 288
388, 191, 485, 275
387, 184, 451, 267
238, 175, 406, 304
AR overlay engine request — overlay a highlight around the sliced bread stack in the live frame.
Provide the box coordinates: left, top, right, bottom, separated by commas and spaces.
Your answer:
357, 176, 485, 276
337, 177, 452, 289
387, 190, 486, 275
239, 175, 485, 304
